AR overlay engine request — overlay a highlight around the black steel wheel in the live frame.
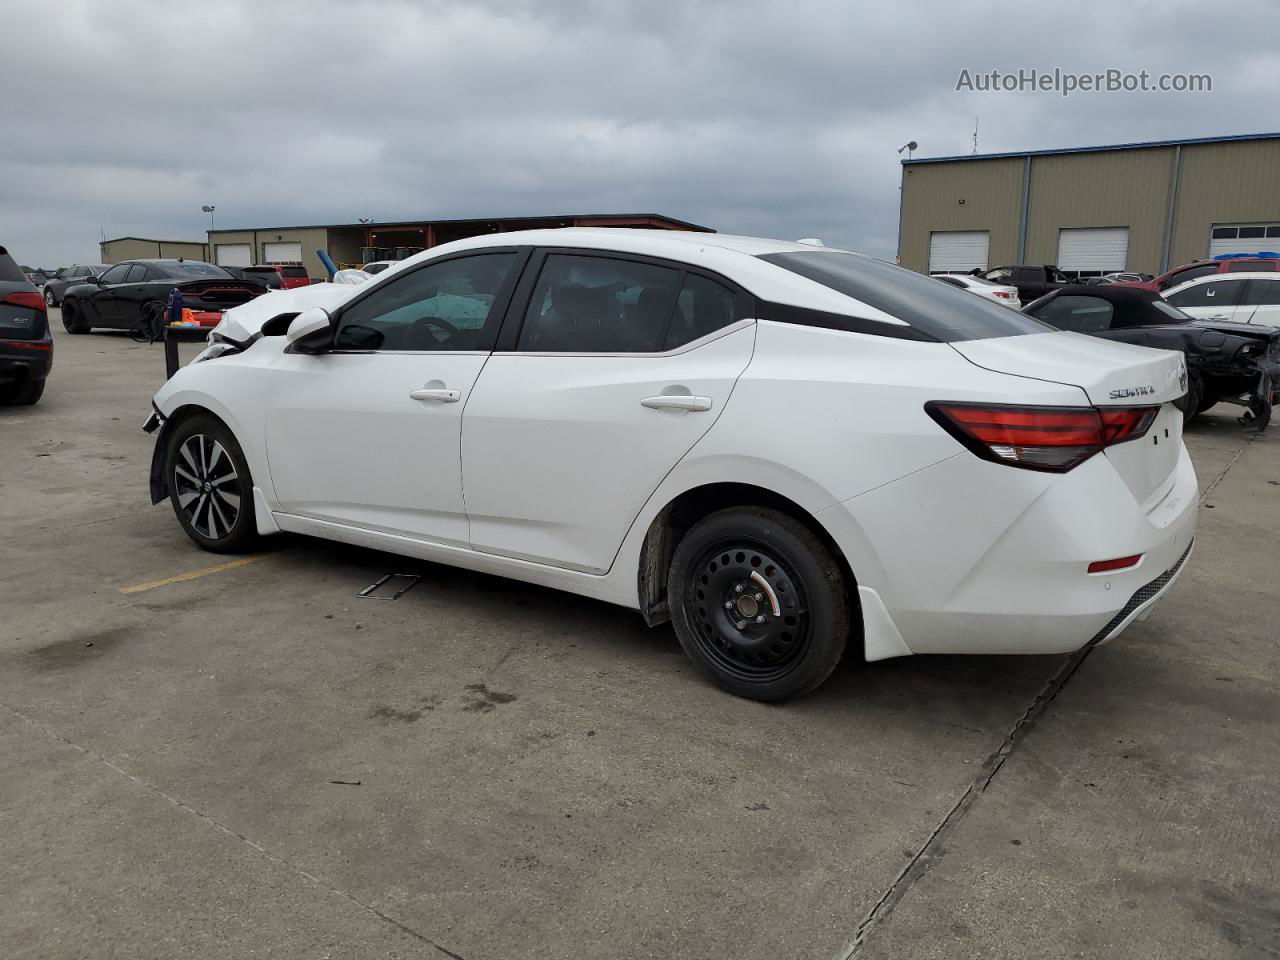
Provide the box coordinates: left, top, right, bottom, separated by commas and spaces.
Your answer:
668, 507, 850, 701
166, 414, 259, 553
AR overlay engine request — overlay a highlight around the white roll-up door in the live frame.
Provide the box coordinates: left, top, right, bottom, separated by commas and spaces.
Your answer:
1057, 228, 1128, 272
215, 243, 251, 267
262, 241, 303, 263
928, 231, 990, 273
1209, 223, 1280, 258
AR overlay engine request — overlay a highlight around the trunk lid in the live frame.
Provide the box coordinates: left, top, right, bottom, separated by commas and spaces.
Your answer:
949, 331, 1187, 407
950, 331, 1188, 508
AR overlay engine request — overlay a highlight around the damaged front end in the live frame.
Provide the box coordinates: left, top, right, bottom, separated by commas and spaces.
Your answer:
1189, 323, 1280, 431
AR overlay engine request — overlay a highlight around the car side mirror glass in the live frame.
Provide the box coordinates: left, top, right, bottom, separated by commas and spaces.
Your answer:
285, 307, 333, 353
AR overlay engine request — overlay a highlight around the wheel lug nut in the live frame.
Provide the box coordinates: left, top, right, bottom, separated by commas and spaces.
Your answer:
735, 621, 746, 630
754, 593, 763, 602
734, 584, 744, 594
755, 615, 766, 624
724, 601, 735, 610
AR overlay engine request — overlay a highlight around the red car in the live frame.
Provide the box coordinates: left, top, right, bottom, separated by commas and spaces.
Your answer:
243, 263, 311, 289
1117, 256, 1280, 292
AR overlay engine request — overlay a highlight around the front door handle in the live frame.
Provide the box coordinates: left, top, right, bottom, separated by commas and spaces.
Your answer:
641, 394, 713, 412
409, 388, 461, 403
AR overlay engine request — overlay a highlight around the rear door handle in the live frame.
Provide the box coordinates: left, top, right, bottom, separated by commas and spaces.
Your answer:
641, 395, 713, 412
409, 388, 461, 403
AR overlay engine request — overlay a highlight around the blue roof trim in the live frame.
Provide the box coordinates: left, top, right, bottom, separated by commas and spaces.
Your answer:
902, 131, 1280, 165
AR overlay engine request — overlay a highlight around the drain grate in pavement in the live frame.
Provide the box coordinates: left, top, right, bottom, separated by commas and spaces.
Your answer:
356, 573, 421, 601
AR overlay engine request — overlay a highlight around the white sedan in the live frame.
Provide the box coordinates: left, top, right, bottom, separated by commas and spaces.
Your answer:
932, 272, 1022, 308
145, 229, 1196, 701
1162, 272, 1280, 326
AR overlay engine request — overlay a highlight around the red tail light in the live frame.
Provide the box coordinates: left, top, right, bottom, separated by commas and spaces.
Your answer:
4, 292, 46, 312
926, 402, 1159, 473
993, 290, 1012, 298
1088, 554, 1143, 574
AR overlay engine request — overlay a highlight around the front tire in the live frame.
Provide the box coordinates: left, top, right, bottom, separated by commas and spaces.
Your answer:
165, 414, 259, 553
61, 299, 89, 334
44, 287, 57, 308
668, 507, 850, 702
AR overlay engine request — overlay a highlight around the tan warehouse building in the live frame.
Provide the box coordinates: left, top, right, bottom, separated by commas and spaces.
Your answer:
102, 212, 711, 279
898, 132, 1280, 278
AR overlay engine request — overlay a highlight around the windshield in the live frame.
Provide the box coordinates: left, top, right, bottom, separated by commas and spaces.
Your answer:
760, 251, 1052, 342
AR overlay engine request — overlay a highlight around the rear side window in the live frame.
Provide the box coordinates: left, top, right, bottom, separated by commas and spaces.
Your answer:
1245, 279, 1280, 306
518, 254, 681, 353
124, 264, 148, 282
1031, 295, 1114, 332
759, 251, 1051, 342
1226, 260, 1277, 272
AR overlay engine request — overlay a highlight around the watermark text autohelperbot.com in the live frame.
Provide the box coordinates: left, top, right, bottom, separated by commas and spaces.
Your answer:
956, 68, 1212, 97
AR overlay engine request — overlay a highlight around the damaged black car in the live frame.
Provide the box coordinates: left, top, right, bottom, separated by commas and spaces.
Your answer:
1024, 284, 1279, 430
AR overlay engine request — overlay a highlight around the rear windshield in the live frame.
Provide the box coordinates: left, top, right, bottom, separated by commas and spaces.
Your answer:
760, 251, 1052, 342
164, 262, 231, 278
0, 248, 28, 283
280, 266, 308, 278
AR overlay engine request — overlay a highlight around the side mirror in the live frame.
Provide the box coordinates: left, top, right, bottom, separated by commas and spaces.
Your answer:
285, 307, 333, 353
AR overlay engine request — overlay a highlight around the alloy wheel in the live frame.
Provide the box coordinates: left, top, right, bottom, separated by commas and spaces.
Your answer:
173, 434, 241, 539
687, 541, 812, 683
45, 288, 56, 307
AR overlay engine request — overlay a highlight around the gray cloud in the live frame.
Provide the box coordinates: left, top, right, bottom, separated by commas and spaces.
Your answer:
1, 0, 1271, 267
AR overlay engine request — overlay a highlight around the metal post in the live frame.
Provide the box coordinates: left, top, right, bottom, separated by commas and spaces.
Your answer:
1160, 145, 1183, 274
1017, 155, 1032, 264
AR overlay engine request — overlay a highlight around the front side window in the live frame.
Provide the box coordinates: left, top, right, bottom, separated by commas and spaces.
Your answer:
333, 252, 517, 351
99, 264, 131, 284
518, 254, 681, 353
1166, 278, 1247, 309
1031, 295, 1114, 332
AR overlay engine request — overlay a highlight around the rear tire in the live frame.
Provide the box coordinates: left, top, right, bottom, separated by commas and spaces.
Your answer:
0, 379, 45, 406
61, 299, 89, 334
668, 507, 850, 702
165, 414, 260, 554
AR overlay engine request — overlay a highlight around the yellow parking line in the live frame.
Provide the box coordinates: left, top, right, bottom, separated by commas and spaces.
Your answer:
119, 556, 261, 594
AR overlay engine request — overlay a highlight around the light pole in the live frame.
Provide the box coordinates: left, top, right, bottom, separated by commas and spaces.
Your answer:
895, 142, 917, 265
201, 205, 216, 231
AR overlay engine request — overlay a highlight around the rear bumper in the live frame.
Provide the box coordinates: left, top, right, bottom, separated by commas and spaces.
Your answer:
0, 344, 53, 384
821, 439, 1199, 658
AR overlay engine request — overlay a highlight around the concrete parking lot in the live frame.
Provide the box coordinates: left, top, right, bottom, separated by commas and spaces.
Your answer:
3, 315, 1278, 959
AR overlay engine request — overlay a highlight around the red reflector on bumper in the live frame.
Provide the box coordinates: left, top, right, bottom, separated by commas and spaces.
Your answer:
1088, 554, 1143, 574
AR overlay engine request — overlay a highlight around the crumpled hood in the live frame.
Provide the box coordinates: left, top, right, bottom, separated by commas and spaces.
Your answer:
211, 283, 361, 342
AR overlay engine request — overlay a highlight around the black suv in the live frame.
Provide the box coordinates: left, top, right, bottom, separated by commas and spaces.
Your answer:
0, 245, 53, 405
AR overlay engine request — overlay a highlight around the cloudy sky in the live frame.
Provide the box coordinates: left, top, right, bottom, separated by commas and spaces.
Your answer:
2, 0, 1274, 268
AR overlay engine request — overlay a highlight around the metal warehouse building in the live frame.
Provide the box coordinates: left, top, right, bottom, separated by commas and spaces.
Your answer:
201, 212, 710, 280
898, 131, 1280, 278
101, 213, 711, 280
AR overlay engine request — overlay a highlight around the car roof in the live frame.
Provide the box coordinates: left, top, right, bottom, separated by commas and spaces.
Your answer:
1174, 271, 1280, 284
397, 228, 913, 321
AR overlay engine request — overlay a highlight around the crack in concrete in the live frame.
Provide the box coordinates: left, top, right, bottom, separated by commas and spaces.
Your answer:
0, 699, 466, 960
836, 431, 1256, 959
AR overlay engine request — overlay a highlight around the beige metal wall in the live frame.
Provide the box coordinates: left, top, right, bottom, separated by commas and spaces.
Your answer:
900, 137, 1280, 276
1169, 139, 1280, 266
898, 157, 1024, 272
206, 227, 332, 279
1022, 148, 1173, 272
100, 238, 208, 264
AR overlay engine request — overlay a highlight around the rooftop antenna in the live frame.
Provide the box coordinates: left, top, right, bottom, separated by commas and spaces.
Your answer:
972, 116, 979, 154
